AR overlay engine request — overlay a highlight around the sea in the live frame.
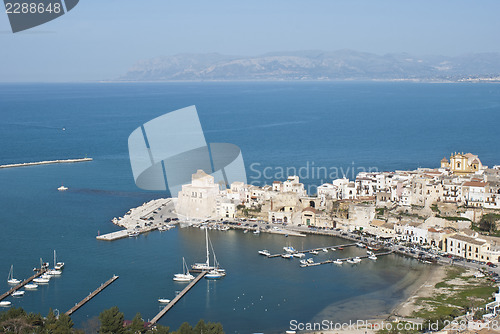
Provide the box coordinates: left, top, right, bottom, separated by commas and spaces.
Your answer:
0, 82, 499, 333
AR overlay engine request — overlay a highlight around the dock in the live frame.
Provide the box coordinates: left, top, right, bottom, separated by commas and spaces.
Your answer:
300, 250, 394, 267
149, 271, 207, 325
0, 269, 46, 302
0, 157, 92, 169
65, 275, 119, 316
267, 243, 358, 258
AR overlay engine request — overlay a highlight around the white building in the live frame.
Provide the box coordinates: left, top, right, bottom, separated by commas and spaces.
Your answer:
176, 170, 221, 220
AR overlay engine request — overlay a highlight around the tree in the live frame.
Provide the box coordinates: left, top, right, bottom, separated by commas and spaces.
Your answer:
127, 312, 145, 334
53, 313, 75, 334
175, 322, 193, 334
479, 214, 499, 234
99, 306, 125, 334
146, 324, 170, 334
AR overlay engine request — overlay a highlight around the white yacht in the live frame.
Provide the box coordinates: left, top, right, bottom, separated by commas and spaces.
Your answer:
367, 250, 374, 256
7, 265, 20, 285
293, 253, 305, 258
204, 269, 225, 279
368, 255, 377, 261
11, 290, 25, 297
306, 258, 314, 264
191, 229, 225, 274
283, 246, 296, 253
158, 298, 171, 304
25, 283, 38, 289
258, 250, 271, 256
57, 185, 68, 191
173, 257, 195, 282
33, 277, 50, 284
281, 253, 293, 259
299, 259, 308, 265
333, 259, 343, 265
356, 243, 365, 248
309, 250, 319, 255
322, 248, 328, 252
0, 301, 11, 307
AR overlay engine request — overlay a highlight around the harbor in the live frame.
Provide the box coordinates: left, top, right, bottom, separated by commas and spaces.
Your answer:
0, 157, 92, 169
65, 275, 119, 316
0, 269, 47, 303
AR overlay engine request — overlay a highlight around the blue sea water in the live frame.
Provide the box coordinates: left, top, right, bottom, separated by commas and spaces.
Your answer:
0, 82, 499, 333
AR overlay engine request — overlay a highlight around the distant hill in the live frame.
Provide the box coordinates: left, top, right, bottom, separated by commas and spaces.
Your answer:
117, 50, 500, 82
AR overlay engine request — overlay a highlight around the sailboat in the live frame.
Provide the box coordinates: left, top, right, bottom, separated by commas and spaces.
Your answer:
7, 265, 20, 285
54, 250, 65, 270
173, 257, 195, 282
47, 250, 62, 276
191, 229, 225, 274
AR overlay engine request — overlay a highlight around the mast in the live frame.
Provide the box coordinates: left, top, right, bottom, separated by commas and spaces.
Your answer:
54, 250, 56, 268
205, 228, 210, 266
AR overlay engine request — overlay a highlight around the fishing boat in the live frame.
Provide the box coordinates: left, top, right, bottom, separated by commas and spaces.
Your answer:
7, 265, 20, 285
11, 290, 24, 297
281, 253, 293, 259
333, 259, 343, 265
128, 230, 140, 237
25, 283, 38, 289
309, 250, 319, 255
173, 257, 195, 282
293, 253, 305, 258
368, 255, 377, 261
258, 250, 271, 256
0, 301, 11, 307
158, 298, 171, 304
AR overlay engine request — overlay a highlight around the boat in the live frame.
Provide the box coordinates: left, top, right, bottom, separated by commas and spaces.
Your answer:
258, 250, 271, 256
309, 250, 319, 255
356, 243, 365, 248
173, 257, 195, 282
25, 283, 38, 289
159, 224, 175, 232
281, 253, 293, 259
366, 250, 374, 256
293, 253, 305, 258
347, 258, 357, 264
354, 257, 361, 263
299, 259, 307, 265
57, 185, 68, 191
253, 230, 260, 234
337, 247, 344, 250
191, 229, 225, 274
0, 301, 11, 307
330, 247, 336, 251
7, 265, 20, 285
204, 269, 225, 279
322, 248, 328, 252
33, 277, 49, 284
128, 230, 140, 237
368, 255, 378, 261
333, 259, 343, 265
41, 273, 51, 279
46, 269, 62, 276
283, 246, 296, 253
55, 262, 65, 270
11, 290, 24, 297
243, 229, 249, 233
306, 258, 314, 264
158, 298, 171, 304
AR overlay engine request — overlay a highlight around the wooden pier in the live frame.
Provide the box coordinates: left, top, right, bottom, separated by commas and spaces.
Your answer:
0, 269, 46, 302
65, 275, 119, 316
150, 271, 207, 325
300, 250, 394, 267
267, 243, 358, 258
0, 157, 92, 169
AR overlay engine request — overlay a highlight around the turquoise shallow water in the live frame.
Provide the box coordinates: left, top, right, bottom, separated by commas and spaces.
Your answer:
0, 82, 499, 332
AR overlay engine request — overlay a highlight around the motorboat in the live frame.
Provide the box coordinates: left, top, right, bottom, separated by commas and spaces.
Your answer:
57, 185, 68, 191
128, 230, 140, 237
11, 290, 24, 297
0, 301, 11, 307
46, 269, 62, 276
309, 250, 319, 255
293, 253, 305, 258
33, 277, 49, 284
337, 247, 344, 250
25, 283, 38, 289
354, 257, 362, 263
204, 269, 225, 279
347, 258, 357, 264
7, 265, 21, 285
173, 257, 195, 282
55, 262, 65, 270
306, 258, 314, 264
356, 243, 365, 248
333, 259, 343, 265
330, 247, 336, 251
283, 246, 296, 253
322, 248, 328, 252
367, 250, 374, 256
368, 255, 377, 261
158, 298, 171, 304
41, 273, 52, 279
253, 230, 260, 235
299, 259, 307, 265
281, 253, 293, 259
258, 250, 271, 256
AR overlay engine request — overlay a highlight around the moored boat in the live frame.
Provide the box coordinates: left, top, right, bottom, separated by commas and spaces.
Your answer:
158, 298, 171, 304
173, 257, 195, 282
309, 250, 319, 255
368, 255, 377, 260
281, 253, 293, 259
11, 290, 25, 297
204, 269, 225, 279
258, 250, 271, 256
7, 265, 20, 285
25, 283, 38, 289
0, 301, 11, 307
333, 259, 343, 265
293, 253, 305, 258
33, 277, 50, 284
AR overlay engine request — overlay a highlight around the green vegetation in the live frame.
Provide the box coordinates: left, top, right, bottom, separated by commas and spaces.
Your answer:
0, 307, 223, 334
436, 215, 471, 222
430, 204, 440, 213
412, 266, 496, 330
375, 207, 386, 216
471, 213, 500, 236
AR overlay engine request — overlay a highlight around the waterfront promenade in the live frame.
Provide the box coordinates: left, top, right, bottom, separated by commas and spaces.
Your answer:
0, 157, 92, 169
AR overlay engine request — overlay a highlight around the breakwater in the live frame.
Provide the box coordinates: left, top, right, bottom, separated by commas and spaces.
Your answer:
0, 158, 92, 169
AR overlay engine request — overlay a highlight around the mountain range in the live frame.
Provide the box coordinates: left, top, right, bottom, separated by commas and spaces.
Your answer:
118, 50, 500, 82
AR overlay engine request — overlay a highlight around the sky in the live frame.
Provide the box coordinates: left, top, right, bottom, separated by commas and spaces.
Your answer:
1, 0, 500, 82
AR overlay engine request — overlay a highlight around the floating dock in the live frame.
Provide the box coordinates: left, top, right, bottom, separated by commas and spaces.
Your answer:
0, 269, 47, 302
65, 275, 119, 316
267, 243, 358, 258
149, 271, 207, 325
300, 250, 394, 267
0, 157, 92, 169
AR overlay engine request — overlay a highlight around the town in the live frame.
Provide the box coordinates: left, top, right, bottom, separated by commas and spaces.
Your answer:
176, 152, 500, 265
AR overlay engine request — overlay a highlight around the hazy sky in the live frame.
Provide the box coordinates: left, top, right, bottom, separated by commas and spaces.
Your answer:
1, 0, 499, 81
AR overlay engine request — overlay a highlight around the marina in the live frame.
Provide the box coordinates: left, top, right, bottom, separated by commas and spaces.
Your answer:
0, 269, 47, 303
65, 275, 119, 316
299, 250, 395, 267
0, 157, 92, 169
266, 242, 358, 258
